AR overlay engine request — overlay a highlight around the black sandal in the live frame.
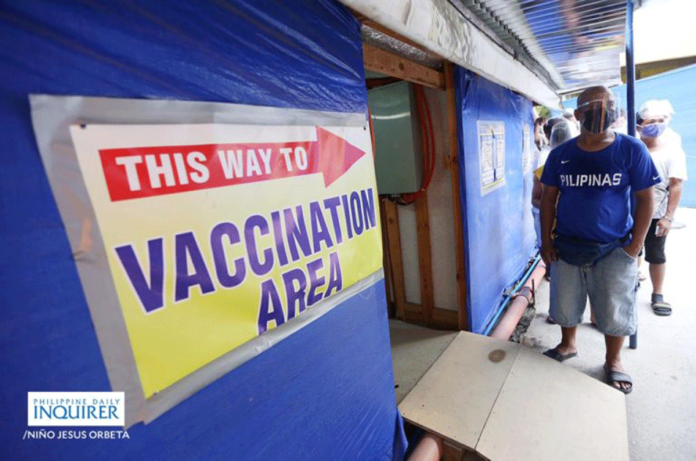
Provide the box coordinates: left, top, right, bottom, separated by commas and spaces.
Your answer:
543, 348, 577, 362
651, 295, 672, 316
605, 369, 633, 394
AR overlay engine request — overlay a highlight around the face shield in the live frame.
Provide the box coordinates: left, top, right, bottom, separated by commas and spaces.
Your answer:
576, 95, 620, 134
549, 121, 575, 148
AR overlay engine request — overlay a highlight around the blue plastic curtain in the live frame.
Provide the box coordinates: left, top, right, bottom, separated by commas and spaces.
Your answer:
456, 68, 538, 334
0, 1, 404, 459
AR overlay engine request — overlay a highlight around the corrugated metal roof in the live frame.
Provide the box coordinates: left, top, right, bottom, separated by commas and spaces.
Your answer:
449, 0, 631, 94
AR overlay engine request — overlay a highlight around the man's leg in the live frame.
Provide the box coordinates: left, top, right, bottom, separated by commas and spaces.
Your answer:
588, 248, 638, 392
649, 262, 666, 295
605, 334, 630, 391
546, 259, 585, 359
644, 220, 670, 313
555, 326, 577, 355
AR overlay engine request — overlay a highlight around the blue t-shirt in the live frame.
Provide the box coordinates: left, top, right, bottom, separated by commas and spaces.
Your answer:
540, 133, 659, 243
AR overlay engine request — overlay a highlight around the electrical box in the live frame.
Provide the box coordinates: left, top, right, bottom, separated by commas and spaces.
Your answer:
368, 81, 423, 194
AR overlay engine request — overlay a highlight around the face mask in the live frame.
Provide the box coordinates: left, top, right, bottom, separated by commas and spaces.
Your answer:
581, 108, 616, 134
640, 122, 667, 138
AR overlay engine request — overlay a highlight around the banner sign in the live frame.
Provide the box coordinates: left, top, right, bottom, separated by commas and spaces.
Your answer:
69, 123, 382, 398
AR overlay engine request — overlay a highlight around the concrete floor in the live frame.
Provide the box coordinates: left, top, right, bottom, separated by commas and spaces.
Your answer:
522, 207, 696, 461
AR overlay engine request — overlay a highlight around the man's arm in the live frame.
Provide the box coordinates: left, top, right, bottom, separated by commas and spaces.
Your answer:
656, 178, 683, 237
532, 176, 543, 208
540, 185, 559, 266
625, 187, 655, 257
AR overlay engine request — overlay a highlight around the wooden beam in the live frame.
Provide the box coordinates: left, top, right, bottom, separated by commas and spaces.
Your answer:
442, 441, 466, 461
379, 198, 395, 317
366, 76, 400, 90
403, 302, 422, 314
444, 62, 469, 331
415, 193, 434, 324
404, 303, 458, 330
383, 199, 406, 319
363, 43, 444, 90
431, 307, 459, 330
462, 450, 486, 461
403, 308, 426, 325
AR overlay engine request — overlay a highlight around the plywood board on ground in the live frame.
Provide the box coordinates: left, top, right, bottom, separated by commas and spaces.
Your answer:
398, 332, 521, 450
389, 320, 457, 403
397, 330, 629, 460
475, 347, 629, 461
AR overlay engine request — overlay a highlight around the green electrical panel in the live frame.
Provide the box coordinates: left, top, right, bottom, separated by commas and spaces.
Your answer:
368, 81, 423, 194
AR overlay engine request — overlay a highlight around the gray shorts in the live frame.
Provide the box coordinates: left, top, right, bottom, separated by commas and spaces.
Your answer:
550, 247, 638, 337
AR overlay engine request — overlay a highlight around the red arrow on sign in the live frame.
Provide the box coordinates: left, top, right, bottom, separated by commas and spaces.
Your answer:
99, 127, 366, 202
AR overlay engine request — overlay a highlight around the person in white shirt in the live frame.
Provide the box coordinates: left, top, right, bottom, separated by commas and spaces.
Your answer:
637, 100, 689, 316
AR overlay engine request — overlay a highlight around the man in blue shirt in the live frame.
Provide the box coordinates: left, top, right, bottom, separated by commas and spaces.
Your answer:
540, 86, 659, 394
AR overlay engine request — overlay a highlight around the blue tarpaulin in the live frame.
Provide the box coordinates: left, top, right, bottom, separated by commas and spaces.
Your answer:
0, 1, 404, 460
455, 68, 538, 334
563, 64, 696, 207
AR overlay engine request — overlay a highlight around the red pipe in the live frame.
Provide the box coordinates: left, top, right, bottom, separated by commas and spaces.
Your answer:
490, 262, 547, 341
407, 433, 443, 461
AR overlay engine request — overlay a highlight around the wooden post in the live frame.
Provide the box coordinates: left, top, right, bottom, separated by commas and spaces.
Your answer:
444, 62, 469, 331
415, 194, 434, 324
379, 198, 395, 317
383, 199, 406, 319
